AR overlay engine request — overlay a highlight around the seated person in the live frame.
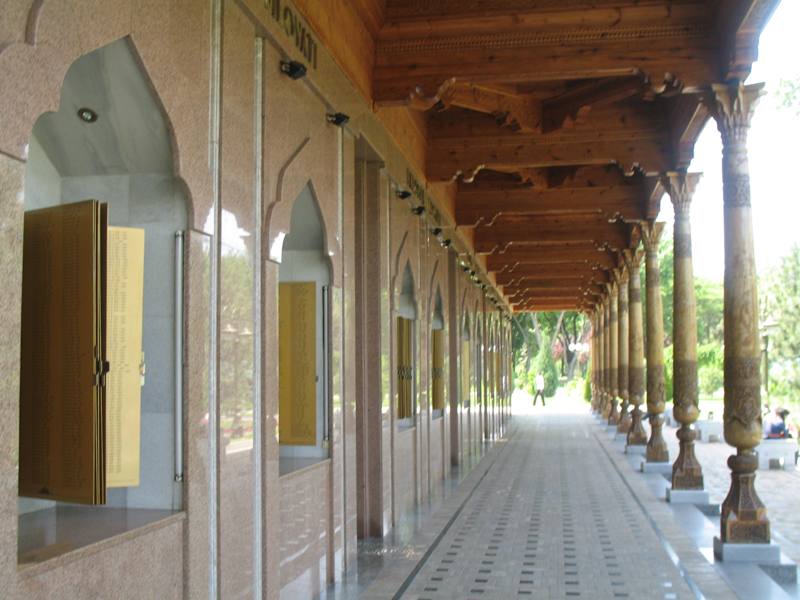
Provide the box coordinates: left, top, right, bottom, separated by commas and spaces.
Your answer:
764, 406, 791, 439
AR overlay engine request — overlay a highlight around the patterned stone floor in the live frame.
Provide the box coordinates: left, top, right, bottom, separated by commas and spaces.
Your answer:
398, 415, 696, 600
323, 411, 724, 600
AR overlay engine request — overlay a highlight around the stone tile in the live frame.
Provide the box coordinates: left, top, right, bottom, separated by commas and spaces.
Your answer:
323, 414, 735, 599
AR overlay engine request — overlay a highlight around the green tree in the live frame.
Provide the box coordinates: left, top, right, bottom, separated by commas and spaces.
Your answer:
776, 77, 800, 115
695, 279, 724, 345
528, 342, 559, 397
762, 245, 800, 397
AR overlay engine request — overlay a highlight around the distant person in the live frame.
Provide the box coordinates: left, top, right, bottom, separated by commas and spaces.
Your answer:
765, 406, 791, 439
533, 373, 546, 406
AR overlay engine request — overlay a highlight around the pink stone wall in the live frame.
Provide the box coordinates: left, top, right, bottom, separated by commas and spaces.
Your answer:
278, 462, 332, 597
0, 2, 512, 598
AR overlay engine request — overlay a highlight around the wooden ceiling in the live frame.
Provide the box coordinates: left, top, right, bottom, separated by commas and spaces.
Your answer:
345, 0, 779, 312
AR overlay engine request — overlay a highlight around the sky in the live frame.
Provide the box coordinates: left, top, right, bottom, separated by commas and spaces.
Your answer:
657, 1, 800, 281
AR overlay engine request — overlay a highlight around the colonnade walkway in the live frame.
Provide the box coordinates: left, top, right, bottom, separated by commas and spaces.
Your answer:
321, 395, 800, 600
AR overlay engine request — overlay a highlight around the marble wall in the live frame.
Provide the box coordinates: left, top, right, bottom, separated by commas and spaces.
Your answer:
0, 1, 513, 598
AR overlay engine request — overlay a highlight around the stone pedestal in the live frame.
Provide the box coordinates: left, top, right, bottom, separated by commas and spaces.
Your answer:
640, 460, 672, 475
713, 537, 780, 564
666, 488, 710, 504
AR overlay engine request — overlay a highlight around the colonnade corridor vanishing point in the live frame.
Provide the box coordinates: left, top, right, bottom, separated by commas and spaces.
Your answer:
1, 1, 796, 599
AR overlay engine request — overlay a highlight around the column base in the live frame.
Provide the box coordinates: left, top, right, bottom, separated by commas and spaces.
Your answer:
617, 401, 631, 434
721, 450, 771, 544
645, 413, 669, 463
627, 405, 648, 446
672, 424, 704, 490
666, 488, 710, 504
625, 444, 647, 456
640, 461, 672, 474
607, 398, 620, 426
713, 537, 781, 564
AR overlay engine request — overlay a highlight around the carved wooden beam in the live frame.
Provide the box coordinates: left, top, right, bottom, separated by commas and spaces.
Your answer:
542, 76, 649, 133
486, 246, 616, 270
427, 104, 672, 180
375, 27, 717, 105
455, 182, 652, 226
496, 271, 594, 285
716, 0, 780, 82
433, 83, 543, 133
474, 220, 631, 254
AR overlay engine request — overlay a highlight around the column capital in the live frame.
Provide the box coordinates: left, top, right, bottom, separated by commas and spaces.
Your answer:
661, 171, 703, 216
639, 221, 665, 254
621, 248, 644, 271
612, 265, 629, 286
705, 82, 766, 147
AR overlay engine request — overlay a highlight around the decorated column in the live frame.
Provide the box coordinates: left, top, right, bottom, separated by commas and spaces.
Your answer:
640, 221, 669, 463
592, 310, 601, 413
624, 249, 648, 446
707, 82, 770, 544
601, 296, 611, 419
663, 172, 705, 490
616, 266, 631, 433
607, 281, 620, 425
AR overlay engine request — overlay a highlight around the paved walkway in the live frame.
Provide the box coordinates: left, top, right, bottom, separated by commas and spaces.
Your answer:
326, 410, 731, 600
400, 414, 697, 600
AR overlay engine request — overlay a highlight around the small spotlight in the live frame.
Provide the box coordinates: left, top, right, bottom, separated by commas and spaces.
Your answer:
280, 60, 307, 80
396, 190, 412, 200
326, 112, 350, 127
441, 239, 452, 248
461, 265, 470, 273
431, 227, 442, 236
412, 206, 425, 216
77, 108, 98, 123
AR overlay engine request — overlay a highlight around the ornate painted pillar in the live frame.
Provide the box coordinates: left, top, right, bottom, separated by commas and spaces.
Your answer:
624, 249, 648, 446
707, 82, 770, 544
640, 221, 669, 463
616, 266, 631, 433
603, 295, 612, 418
663, 172, 704, 490
592, 310, 598, 411
607, 281, 620, 425
599, 297, 608, 417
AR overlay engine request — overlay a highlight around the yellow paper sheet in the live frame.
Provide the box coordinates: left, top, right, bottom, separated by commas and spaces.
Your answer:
106, 227, 145, 487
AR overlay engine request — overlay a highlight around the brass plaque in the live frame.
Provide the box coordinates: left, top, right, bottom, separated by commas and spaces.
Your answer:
279, 282, 317, 445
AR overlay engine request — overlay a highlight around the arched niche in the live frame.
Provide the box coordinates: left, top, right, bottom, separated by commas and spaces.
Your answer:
277, 183, 333, 473
265, 138, 341, 287
431, 287, 445, 418
398, 261, 417, 320
18, 36, 187, 548
396, 261, 417, 427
